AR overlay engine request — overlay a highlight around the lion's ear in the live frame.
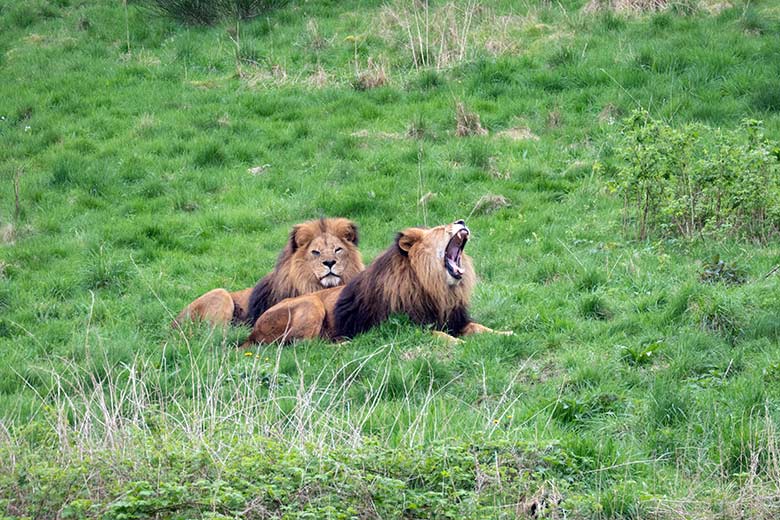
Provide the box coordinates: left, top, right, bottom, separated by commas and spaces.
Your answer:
396, 228, 424, 254
289, 223, 315, 252
339, 221, 359, 246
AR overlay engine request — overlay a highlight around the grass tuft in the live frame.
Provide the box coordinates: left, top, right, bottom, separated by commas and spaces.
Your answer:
579, 294, 613, 320
193, 140, 227, 167
455, 101, 487, 137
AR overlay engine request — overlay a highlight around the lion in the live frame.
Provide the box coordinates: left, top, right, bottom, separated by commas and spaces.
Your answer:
242, 219, 511, 345
173, 218, 364, 328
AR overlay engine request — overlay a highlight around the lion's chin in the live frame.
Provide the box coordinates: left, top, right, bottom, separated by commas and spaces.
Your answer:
320, 274, 342, 288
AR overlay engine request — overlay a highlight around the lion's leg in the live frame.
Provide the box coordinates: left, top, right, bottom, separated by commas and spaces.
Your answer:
229, 287, 254, 324
242, 298, 327, 346
172, 288, 236, 328
460, 322, 514, 336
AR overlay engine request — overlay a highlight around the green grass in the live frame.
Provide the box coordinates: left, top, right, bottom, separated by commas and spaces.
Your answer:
2, 0, 780, 517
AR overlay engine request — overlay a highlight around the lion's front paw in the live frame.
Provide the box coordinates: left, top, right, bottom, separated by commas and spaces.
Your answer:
432, 330, 463, 345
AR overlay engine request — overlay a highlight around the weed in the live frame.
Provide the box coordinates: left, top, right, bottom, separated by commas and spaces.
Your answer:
614, 111, 780, 241
619, 340, 663, 366
139, 0, 289, 25
700, 255, 747, 285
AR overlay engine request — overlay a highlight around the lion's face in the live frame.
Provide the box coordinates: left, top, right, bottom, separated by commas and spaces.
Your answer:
288, 218, 364, 292
398, 219, 475, 290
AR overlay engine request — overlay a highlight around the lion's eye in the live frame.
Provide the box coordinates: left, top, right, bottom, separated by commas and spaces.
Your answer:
335, 247, 343, 254
311, 250, 321, 257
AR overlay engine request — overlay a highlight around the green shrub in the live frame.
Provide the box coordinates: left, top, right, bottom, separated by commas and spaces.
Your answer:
609, 110, 780, 242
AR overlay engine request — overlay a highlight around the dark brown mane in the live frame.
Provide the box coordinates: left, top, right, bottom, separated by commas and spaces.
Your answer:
244, 245, 296, 325
332, 235, 470, 339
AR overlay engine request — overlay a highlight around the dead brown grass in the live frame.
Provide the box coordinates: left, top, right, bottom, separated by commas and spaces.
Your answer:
353, 57, 388, 90
1, 224, 15, 245
496, 127, 539, 141
583, 0, 670, 13
380, 1, 479, 70
455, 102, 487, 137
471, 194, 511, 215
307, 65, 329, 88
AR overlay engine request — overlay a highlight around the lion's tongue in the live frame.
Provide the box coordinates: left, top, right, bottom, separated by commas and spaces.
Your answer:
446, 257, 464, 276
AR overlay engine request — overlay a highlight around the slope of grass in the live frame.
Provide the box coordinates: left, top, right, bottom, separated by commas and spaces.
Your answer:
1, 0, 780, 517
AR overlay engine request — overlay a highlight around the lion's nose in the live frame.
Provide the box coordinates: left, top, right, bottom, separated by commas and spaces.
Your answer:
322, 260, 336, 269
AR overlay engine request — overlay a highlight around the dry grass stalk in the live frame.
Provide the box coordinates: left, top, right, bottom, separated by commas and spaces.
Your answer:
598, 103, 622, 125
455, 102, 487, 137
484, 14, 522, 55
305, 18, 327, 50
1, 224, 15, 245
700, 1, 732, 15
382, 1, 479, 70
547, 110, 562, 128
14, 166, 23, 222
418, 191, 435, 205
488, 158, 510, 180
244, 63, 291, 88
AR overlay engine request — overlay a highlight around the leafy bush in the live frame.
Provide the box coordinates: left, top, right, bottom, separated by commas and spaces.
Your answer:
0, 435, 576, 519
137, 0, 289, 25
609, 110, 780, 242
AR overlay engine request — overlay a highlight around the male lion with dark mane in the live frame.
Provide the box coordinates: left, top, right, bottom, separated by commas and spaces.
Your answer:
173, 218, 364, 328
242, 219, 511, 345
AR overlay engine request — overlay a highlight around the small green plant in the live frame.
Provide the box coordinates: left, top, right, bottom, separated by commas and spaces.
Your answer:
612, 110, 780, 242
619, 340, 663, 366
700, 255, 747, 285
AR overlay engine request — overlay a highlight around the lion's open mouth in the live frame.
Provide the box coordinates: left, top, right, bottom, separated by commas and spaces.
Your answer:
444, 229, 468, 279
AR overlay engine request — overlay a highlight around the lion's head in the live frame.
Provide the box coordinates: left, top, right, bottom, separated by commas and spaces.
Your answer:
396, 219, 476, 300
244, 218, 364, 325
331, 220, 476, 339
285, 217, 363, 292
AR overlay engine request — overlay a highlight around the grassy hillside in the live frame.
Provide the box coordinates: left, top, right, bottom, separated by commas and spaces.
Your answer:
1, 0, 780, 517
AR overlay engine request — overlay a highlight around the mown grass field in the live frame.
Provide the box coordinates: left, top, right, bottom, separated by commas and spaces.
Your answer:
1, 0, 780, 517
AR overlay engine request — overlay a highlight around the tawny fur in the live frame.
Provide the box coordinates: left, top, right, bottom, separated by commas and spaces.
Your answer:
173, 218, 363, 329
243, 221, 511, 346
